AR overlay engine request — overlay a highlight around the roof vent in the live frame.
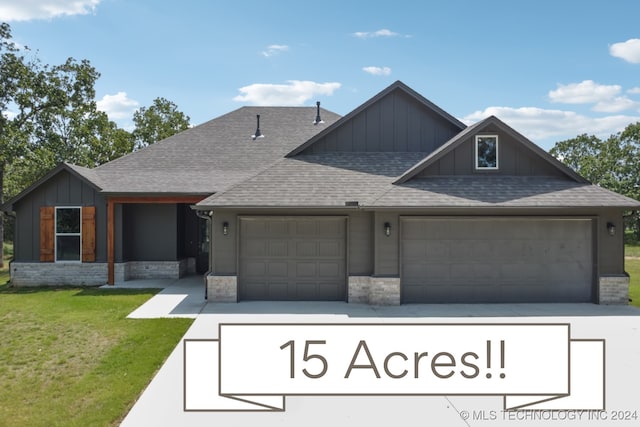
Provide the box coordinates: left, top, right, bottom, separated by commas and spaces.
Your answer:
344, 201, 359, 207
313, 101, 324, 125
251, 114, 264, 140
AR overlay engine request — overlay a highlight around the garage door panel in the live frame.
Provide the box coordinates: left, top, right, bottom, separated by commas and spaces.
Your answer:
296, 241, 317, 257
296, 262, 317, 277
243, 261, 266, 277
268, 241, 288, 257
267, 261, 288, 277
401, 218, 593, 303
319, 241, 341, 257
240, 217, 346, 301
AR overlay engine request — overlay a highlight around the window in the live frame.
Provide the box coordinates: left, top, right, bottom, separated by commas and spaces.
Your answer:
475, 135, 498, 170
55, 207, 81, 261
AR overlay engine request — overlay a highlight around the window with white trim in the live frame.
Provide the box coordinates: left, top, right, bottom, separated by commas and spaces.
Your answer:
55, 207, 81, 261
475, 135, 498, 170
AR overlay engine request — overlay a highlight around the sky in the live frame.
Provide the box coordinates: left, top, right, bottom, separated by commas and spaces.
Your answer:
1, 0, 640, 150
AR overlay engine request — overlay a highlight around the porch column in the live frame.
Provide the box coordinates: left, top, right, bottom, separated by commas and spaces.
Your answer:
107, 198, 115, 285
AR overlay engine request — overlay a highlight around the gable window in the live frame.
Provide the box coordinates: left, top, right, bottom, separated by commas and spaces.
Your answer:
55, 207, 81, 261
475, 135, 498, 170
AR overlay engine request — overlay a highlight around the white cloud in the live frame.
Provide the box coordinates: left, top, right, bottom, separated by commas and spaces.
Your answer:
593, 97, 640, 113
233, 80, 341, 106
362, 66, 392, 76
96, 92, 139, 120
609, 38, 640, 64
261, 44, 289, 58
353, 28, 404, 39
463, 106, 640, 142
548, 80, 621, 104
628, 87, 640, 94
0, 0, 101, 22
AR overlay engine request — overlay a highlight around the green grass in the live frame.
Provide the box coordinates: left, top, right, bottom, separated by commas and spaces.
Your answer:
0, 285, 193, 426
626, 244, 640, 258
627, 258, 640, 308
1, 241, 11, 285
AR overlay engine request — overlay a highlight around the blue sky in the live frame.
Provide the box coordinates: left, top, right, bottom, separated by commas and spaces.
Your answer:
1, 0, 640, 150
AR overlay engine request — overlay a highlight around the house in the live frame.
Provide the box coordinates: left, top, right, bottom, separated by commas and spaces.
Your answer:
3, 81, 638, 305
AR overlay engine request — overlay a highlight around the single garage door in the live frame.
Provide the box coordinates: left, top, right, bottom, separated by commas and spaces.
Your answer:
401, 218, 594, 303
239, 217, 347, 301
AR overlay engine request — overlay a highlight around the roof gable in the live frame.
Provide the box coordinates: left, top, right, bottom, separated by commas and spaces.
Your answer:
286, 81, 466, 156
394, 116, 588, 184
2, 162, 103, 211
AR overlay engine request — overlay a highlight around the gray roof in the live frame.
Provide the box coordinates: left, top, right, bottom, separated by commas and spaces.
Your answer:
373, 176, 640, 208
93, 106, 341, 195
198, 153, 429, 207
201, 155, 640, 209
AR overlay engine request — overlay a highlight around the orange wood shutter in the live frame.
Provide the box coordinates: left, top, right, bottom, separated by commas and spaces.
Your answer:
82, 206, 96, 262
39, 207, 55, 262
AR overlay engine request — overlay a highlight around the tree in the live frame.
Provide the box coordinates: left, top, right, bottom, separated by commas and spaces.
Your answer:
132, 97, 190, 148
550, 123, 640, 240
1, 22, 128, 267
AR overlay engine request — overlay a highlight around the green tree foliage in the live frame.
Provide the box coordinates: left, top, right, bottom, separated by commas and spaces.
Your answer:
550, 122, 640, 239
0, 22, 135, 264
132, 97, 190, 148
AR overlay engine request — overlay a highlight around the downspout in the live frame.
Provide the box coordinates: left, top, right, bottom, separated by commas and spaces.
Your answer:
195, 209, 213, 300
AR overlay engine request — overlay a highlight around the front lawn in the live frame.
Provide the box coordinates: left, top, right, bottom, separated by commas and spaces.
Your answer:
0, 285, 193, 426
627, 258, 640, 308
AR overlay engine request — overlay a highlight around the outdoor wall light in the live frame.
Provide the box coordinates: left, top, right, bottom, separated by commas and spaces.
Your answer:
384, 222, 391, 237
222, 221, 229, 236
607, 222, 616, 236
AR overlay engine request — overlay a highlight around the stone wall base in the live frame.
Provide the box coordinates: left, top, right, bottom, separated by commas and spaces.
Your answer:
10, 260, 189, 286
348, 276, 401, 306
598, 275, 629, 305
207, 274, 237, 302
10, 262, 108, 286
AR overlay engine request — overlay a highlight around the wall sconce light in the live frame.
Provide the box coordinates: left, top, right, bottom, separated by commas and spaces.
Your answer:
384, 222, 391, 237
222, 221, 229, 236
606, 222, 615, 236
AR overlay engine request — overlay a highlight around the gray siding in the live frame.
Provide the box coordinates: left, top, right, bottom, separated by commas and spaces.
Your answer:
13, 170, 106, 262
125, 204, 178, 261
302, 90, 461, 154
420, 128, 565, 177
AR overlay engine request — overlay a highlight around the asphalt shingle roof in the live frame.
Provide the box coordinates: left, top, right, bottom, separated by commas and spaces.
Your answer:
199, 152, 429, 207
373, 176, 640, 208
93, 106, 341, 195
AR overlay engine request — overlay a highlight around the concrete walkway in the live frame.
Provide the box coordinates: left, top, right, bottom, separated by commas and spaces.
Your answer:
101, 275, 206, 318
119, 287, 640, 427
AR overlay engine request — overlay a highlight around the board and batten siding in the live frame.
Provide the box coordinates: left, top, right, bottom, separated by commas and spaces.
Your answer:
13, 170, 106, 262
301, 90, 461, 154
419, 128, 565, 177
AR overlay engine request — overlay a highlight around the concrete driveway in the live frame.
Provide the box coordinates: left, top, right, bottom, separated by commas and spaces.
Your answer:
119, 282, 640, 427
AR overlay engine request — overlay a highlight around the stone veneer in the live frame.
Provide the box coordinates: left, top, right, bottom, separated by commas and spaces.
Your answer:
10, 260, 189, 286
598, 275, 629, 305
206, 275, 238, 302
10, 262, 108, 286
348, 276, 401, 306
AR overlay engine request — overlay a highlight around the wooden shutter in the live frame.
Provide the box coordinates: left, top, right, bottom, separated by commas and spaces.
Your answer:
40, 207, 55, 262
82, 206, 96, 262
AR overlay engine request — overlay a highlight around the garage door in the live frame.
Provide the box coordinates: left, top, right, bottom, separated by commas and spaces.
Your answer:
239, 217, 347, 301
401, 218, 593, 303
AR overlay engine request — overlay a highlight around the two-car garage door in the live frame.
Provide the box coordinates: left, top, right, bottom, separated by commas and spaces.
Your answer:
239, 217, 347, 301
401, 218, 594, 303
237, 216, 594, 303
